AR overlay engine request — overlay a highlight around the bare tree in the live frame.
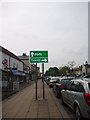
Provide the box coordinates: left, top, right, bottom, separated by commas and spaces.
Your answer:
67, 61, 76, 69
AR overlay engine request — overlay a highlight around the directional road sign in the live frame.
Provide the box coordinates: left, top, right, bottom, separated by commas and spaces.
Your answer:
30, 51, 48, 63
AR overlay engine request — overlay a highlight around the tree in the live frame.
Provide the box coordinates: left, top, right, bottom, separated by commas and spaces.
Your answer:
59, 66, 70, 76
45, 67, 60, 76
67, 61, 76, 75
67, 61, 76, 69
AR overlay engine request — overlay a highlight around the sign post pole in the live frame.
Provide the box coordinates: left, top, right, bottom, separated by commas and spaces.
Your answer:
30, 51, 48, 100
42, 63, 44, 99
36, 63, 37, 100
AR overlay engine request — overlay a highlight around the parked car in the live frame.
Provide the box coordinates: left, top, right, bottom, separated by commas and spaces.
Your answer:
53, 77, 73, 98
84, 74, 90, 78
61, 79, 90, 120
49, 77, 60, 88
45, 76, 51, 85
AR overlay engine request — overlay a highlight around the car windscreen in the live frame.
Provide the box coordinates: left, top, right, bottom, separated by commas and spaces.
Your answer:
60, 79, 72, 86
51, 78, 59, 80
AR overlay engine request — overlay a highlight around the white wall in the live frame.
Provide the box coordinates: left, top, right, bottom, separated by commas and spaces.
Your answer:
82, 65, 86, 74
2, 52, 23, 71
10, 57, 23, 71
2, 52, 9, 70
87, 68, 90, 74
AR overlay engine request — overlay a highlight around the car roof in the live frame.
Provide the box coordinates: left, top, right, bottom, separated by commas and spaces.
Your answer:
51, 77, 60, 79
60, 77, 74, 80
84, 74, 90, 78
71, 78, 90, 84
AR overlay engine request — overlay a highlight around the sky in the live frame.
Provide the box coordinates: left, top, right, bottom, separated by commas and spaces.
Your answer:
0, 0, 89, 71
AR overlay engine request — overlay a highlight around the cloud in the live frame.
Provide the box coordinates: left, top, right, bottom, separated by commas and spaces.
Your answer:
1, 2, 88, 71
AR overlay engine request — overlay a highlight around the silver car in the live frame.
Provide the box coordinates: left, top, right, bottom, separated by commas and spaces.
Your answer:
49, 77, 60, 88
61, 79, 90, 120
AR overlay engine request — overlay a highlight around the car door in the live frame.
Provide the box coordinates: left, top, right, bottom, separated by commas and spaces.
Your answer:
62, 81, 73, 105
68, 83, 77, 108
67, 81, 81, 109
53, 79, 59, 92
55, 79, 60, 93
65, 81, 77, 109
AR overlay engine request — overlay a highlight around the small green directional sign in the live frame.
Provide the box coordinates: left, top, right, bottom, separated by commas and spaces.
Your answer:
30, 51, 48, 63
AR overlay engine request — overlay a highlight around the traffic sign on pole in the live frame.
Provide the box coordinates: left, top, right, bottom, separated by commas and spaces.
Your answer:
30, 51, 48, 63
29, 50, 48, 100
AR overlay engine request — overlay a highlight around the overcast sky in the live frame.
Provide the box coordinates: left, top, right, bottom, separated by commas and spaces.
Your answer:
0, 1, 89, 71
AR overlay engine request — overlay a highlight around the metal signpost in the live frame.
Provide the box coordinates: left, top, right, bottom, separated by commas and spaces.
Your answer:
35, 63, 37, 100
30, 51, 48, 100
30, 51, 48, 63
42, 63, 44, 99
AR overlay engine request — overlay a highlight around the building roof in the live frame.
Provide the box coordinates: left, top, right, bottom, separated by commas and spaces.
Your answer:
18, 55, 29, 60
0, 46, 24, 64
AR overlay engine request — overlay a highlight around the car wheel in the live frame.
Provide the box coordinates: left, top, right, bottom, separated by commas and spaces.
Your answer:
75, 105, 82, 120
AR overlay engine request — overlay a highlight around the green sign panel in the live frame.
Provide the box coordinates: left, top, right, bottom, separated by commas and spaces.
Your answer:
30, 51, 48, 63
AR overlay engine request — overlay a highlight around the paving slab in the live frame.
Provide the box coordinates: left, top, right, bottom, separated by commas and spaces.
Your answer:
2, 79, 63, 119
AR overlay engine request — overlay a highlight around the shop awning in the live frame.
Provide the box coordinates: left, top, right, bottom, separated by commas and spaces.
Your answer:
11, 70, 26, 76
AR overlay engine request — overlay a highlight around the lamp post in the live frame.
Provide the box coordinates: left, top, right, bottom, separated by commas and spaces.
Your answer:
85, 61, 88, 75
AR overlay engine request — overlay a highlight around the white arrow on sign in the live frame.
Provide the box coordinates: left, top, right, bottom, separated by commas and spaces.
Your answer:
42, 58, 47, 62
31, 52, 34, 57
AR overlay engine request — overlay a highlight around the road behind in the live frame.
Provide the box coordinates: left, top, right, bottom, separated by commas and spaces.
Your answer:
2, 79, 75, 119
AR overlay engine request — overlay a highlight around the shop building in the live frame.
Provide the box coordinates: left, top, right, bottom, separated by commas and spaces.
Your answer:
0, 46, 26, 91
18, 53, 37, 81
82, 61, 90, 75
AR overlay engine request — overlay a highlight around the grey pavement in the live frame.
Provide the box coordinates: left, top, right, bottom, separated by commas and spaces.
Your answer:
2, 80, 63, 118
2, 81, 33, 100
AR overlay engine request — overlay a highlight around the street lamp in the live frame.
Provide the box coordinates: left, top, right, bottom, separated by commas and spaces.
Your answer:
85, 61, 88, 75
